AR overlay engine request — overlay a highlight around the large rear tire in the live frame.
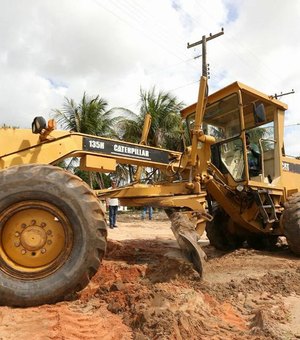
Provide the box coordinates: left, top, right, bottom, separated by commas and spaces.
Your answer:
206, 204, 243, 251
282, 192, 300, 255
0, 164, 107, 307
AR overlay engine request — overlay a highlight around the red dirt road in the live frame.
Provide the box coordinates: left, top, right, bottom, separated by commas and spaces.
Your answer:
1, 212, 300, 339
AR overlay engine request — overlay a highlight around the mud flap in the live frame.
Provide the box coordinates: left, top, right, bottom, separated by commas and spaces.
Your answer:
165, 210, 207, 278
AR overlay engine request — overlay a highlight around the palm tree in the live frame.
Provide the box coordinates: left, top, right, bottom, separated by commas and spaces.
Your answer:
119, 87, 185, 150
118, 88, 185, 183
140, 87, 184, 149
52, 93, 120, 188
53, 92, 119, 137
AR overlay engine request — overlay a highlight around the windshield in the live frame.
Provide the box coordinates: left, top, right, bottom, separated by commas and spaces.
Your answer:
186, 93, 241, 143
203, 93, 240, 141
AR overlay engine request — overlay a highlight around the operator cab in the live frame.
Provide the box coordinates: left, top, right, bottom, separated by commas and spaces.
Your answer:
181, 81, 288, 186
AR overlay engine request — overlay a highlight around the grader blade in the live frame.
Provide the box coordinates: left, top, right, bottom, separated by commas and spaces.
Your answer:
165, 210, 207, 277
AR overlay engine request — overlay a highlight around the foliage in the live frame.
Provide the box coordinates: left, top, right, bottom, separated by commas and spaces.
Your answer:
119, 87, 185, 150
73, 169, 111, 189
52, 93, 121, 188
53, 88, 185, 187
52, 92, 119, 137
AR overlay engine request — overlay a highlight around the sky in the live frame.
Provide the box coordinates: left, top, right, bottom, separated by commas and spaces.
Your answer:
0, 0, 300, 155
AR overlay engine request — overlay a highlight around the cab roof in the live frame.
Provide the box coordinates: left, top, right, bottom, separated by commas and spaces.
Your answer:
180, 81, 288, 119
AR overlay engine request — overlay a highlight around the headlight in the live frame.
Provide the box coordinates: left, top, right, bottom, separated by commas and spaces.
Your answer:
32, 116, 47, 134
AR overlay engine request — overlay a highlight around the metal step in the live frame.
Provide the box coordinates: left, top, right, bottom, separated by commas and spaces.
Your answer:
254, 189, 278, 224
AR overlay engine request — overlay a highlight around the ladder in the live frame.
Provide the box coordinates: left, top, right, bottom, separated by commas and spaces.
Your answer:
253, 189, 278, 224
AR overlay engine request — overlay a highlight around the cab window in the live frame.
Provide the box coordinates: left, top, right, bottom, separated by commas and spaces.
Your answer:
203, 93, 240, 141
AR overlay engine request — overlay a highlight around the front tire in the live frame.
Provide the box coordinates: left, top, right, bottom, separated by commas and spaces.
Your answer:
282, 193, 300, 255
0, 164, 107, 307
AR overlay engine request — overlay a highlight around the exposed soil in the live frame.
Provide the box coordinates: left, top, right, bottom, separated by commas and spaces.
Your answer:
1, 211, 300, 339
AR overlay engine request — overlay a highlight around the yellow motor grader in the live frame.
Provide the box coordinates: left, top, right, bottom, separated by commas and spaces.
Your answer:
1, 27, 300, 306
1, 74, 300, 307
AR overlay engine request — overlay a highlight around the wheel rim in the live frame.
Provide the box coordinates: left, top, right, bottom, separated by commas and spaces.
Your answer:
0, 200, 73, 279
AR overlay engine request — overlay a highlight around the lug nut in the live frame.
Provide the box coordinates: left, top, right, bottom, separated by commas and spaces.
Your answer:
14, 241, 20, 247
41, 222, 46, 228
31, 220, 36, 225
47, 240, 52, 245
21, 223, 26, 228
41, 248, 46, 254
15, 232, 20, 237
21, 249, 26, 255
47, 230, 52, 235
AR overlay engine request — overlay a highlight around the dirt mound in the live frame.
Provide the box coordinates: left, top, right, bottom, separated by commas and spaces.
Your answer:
81, 239, 249, 339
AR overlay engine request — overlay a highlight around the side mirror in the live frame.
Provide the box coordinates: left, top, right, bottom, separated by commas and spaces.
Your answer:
253, 103, 266, 124
32, 116, 47, 134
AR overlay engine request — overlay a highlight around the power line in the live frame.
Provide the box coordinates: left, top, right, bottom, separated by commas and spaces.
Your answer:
191, 1, 284, 84
115, 0, 187, 57
94, 0, 192, 66
285, 123, 300, 127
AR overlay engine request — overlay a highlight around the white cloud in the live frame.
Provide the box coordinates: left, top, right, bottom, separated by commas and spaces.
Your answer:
0, 0, 300, 155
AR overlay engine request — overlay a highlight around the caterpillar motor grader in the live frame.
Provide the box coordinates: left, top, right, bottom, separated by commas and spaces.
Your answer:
1, 34, 300, 307
1, 74, 299, 307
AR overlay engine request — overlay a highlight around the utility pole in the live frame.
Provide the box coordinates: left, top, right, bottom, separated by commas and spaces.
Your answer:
187, 28, 224, 77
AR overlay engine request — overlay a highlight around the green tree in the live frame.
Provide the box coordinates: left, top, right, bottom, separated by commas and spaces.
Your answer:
52, 93, 120, 188
117, 88, 185, 183
119, 87, 185, 150
53, 92, 119, 137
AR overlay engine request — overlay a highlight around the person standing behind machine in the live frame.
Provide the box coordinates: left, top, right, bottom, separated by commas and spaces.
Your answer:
107, 179, 119, 229
141, 206, 153, 220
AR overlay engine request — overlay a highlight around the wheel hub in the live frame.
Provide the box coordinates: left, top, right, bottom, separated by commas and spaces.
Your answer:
0, 201, 73, 279
20, 225, 47, 251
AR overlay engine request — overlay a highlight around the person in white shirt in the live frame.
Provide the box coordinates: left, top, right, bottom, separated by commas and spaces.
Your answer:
107, 180, 119, 229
